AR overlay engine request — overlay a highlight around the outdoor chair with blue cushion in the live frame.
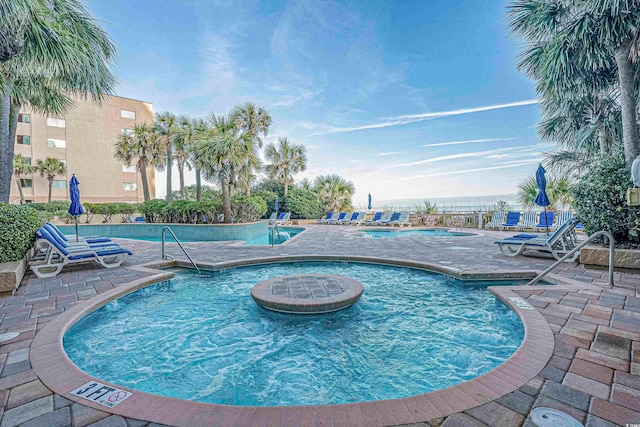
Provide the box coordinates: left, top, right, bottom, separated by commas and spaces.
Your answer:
30, 228, 132, 278
518, 212, 538, 231
135, 216, 146, 222
44, 222, 112, 245
267, 212, 277, 223
318, 212, 335, 224
372, 212, 392, 226
274, 212, 291, 225
338, 212, 358, 225
364, 212, 383, 225
326, 212, 346, 224
348, 212, 366, 225
391, 212, 411, 227
269, 212, 286, 225
533, 212, 555, 232
495, 218, 581, 261
381, 212, 401, 225
500, 211, 521, 230
485, 212, 506, 230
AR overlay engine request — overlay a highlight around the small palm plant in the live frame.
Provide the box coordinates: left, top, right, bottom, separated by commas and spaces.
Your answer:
35, 157, 67, 202
12, 154, 33, 204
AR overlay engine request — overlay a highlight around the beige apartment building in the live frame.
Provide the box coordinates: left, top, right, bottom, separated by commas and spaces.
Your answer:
10, 95, 155, 204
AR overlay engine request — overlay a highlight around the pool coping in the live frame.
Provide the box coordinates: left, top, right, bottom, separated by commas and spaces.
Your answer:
29, 256, 601, 426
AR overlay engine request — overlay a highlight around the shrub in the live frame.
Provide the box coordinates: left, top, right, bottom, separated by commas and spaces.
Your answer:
90, 203, 121, 223
571, 154, 631, 241
117, 203, 138, 222
254, 190, 278, 218
0, 205, 46, 263
231, 195, 267, 223
139, 199, 169, 223
285, 189, 324, 219
28, 201, 69, 212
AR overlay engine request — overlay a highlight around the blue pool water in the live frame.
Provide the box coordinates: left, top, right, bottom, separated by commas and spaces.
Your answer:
57, 224, 303, 245
64, 262, 524, 406
359, 229, 475, 238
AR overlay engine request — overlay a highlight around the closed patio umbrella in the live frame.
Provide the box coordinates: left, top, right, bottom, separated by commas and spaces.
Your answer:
274, 196, 279, 213
367, 193, 372, 211
68, 174, 84, 241
534, 164, 551, 235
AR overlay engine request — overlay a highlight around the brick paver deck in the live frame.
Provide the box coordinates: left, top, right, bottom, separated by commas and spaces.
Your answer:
0, 224, 638, 426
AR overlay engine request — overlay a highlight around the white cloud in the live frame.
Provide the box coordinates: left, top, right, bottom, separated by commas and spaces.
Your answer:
311, 99, 539, 135
377, 151, 403, 156
421, 138, 514, 148
398, 159, 543, 181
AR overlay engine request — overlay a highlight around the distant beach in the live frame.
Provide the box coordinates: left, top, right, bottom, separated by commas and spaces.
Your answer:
360, 194, 524, 212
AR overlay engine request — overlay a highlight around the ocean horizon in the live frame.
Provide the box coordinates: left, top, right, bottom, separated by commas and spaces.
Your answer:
357, 193, 527, 212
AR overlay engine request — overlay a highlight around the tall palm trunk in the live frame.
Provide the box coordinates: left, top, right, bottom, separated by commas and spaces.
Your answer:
0, 93, 13, 203
195, 167, 202, 202
15, 175, 24, 204
139, 160, 151, 201
47, 177, 53, 202
597, 127, 608, 155
283, 166, 289, 196
178, 163, 185, 199
166, 150, 173, 202
615, 45, 639, 167
221, 174, 232, 223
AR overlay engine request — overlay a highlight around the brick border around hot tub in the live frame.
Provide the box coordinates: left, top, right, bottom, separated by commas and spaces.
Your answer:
29, 255, 599, 427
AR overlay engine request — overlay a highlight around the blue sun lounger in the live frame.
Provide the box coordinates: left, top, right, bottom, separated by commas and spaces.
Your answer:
500, 211, 521, 230
318, 212, 335, 224
326, 212, 347, 224
495, 219, 581, 261
532, 212, 554, 232
364, 212, 383, 225
31, 228, 132, 278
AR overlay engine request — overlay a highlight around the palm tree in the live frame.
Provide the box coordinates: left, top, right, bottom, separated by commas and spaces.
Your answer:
155, 112, 177, 202
12, 153, 32, 204
230, 103, 271, 196
508, 0, 640, 166
314, 174, 355, 212
194, 114, 251, 223
264, 137, 307, 196
114, 123, 165, 201
517, 175, 573, 211
0, 0, 116, 203
35, 157, 66, 202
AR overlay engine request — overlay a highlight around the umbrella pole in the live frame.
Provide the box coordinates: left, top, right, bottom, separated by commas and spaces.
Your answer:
544, 207, 549, 236
75, 217, 79, 242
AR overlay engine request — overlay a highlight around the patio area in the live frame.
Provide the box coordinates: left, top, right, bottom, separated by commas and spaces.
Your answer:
0, 224, 638, 426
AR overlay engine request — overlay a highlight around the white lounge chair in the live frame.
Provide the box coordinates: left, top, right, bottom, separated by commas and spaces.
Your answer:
317, 212, 335, 224
371, 212, 392, 226
485, 212, 506, 230
30, 228, 132, 278
391, 212, 411, 227
552, 211, 573, 231
518, 212, 538, 231
337, 212, 356, 225
495, 219, 581, 261
364, 212, 383, 225
348, 212, 366, 225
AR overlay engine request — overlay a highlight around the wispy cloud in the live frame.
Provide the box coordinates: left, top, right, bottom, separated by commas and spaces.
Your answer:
398, 159, 543, 181
385, 145, 543, 169
421, 138, 514, 148
377, 151, 403, 156
311, 99, 539, 136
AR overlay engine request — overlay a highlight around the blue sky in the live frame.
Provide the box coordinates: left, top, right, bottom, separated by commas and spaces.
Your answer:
90, 0, 547, 206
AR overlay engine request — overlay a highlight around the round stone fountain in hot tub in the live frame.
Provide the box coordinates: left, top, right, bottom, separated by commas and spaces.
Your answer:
251, 274, 364, 314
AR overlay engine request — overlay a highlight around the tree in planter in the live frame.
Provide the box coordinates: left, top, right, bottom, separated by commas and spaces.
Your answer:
264, 137, 307, 197
114, 123, 165, 201
12, 153, 32, 204
35, 157, 66, 202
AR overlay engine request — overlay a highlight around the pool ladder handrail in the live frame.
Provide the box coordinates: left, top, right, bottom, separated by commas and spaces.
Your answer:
161, 226, 202, 275
270, 222, 282, 247
526, 230, 615, 286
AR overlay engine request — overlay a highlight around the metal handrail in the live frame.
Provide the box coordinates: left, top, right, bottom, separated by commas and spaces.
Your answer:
161, 226, 202, 275
527, 230, 615, 286
270, 222, 282, 247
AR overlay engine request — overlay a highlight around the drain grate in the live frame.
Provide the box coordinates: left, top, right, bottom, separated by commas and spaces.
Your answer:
531, 407, 584, 427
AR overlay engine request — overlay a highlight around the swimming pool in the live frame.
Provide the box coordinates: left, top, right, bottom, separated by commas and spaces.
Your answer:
64, 261, 524, 407
358, 229, 476, 238
57, 223, 304, 245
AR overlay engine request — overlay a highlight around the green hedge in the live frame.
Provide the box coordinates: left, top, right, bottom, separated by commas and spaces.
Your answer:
284, 189, 324, 219
231, 195, 267, 223
0, 204, 46, 263
572, 154, 631, 241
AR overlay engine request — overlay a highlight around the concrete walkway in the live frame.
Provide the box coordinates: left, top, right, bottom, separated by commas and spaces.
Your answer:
0, 225, 638, 426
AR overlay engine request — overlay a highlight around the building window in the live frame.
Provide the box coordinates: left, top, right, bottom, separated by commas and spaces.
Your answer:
47, 138, 66, 148
122, 165, 137, 173
52, 180, 67, 189
46, 117, 66, 128
120, 110, 136, 120
22, 157, 31, 166
121, 128, 135, 136
20, 179, 32, 188
17, 135, 31, 145
18, 114, 30, 123
122, 182, 137, 191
